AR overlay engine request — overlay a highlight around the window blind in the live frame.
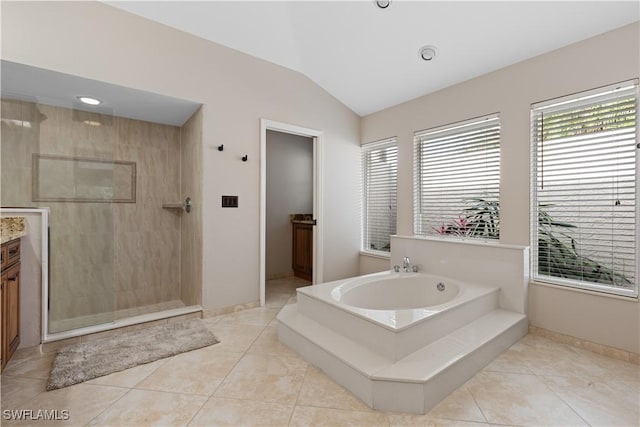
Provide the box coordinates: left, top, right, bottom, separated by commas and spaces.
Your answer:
531, 81, 638, 297
413, 115, 500, 239
362, 137, 397, 253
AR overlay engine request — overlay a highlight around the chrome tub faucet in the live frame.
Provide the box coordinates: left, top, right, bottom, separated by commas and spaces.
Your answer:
393, 256, 418, 273
402, 256, 418, 272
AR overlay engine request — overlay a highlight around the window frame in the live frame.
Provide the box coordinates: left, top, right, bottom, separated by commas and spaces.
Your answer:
361, 137, 398, 256
530, 80, 639, 298
413, 113, 501, 241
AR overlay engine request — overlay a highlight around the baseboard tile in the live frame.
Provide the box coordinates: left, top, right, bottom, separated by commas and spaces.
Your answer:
202, 300, 260, 318
266, 272, 295, 280
528, 325, 639, 365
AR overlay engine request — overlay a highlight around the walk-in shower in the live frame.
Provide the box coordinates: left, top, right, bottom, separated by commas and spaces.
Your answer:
0, 60, 203, 341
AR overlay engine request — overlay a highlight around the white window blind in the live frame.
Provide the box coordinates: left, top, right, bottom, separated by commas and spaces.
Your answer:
362, 137, 397, 253
531, 81, 638, 297
413, 115, 500, 239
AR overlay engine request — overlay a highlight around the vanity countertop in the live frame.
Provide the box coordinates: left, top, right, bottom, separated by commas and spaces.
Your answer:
290, 213, 313, 224
291, 220, 316, 225
1, 217, 27, 244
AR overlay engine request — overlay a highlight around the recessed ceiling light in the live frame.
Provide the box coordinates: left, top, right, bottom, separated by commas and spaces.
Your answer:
77, 96, 102, 106
419, 45, 438, 61
375, 0, 391, 9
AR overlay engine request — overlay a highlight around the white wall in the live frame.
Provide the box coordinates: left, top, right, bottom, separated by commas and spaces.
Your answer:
359, 253, 390, 276
361, 23, 640, 353
1, 1, 361, 311
20, 213, 44, 347
266, 130, 313, 278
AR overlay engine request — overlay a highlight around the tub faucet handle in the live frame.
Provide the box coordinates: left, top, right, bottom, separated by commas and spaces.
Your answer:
393, 265, 400, 273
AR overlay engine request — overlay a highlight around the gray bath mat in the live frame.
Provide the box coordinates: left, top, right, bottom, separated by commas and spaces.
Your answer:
47, 318, 219, 391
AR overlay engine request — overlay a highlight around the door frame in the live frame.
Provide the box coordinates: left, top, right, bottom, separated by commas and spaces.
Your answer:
259, 119, 324, 306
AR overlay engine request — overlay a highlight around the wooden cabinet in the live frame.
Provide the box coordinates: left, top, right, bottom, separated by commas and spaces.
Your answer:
1, 238, 20, 371
292, 222, 313, 281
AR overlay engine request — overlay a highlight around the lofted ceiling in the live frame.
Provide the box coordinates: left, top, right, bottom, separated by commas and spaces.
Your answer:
105, 1, 640, 117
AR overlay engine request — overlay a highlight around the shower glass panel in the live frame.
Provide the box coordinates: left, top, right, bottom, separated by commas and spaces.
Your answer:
2, 60, 203, 340
1, 96, 117, 333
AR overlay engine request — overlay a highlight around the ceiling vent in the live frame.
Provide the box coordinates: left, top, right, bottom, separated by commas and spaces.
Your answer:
419, 45, 438, 61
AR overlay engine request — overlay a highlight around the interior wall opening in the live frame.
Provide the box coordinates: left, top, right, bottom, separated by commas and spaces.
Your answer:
265, 130, 314, 299
259, 119, 324, 306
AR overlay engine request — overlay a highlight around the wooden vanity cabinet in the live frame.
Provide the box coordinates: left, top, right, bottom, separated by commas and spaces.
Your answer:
1, 238, 21, 371
292, 222, 313, 281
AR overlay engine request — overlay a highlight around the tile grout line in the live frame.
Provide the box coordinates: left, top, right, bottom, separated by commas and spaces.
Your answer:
481, 365, 594, 426
530, 373, 594, 427
0, 376, 48, 410
266, 289, 306, 427
184, 307, 276, 425
183, 389, 211, 427
468, 369, 585, 427
82, 384, 134, 426
465, 384, 490, 425
87, 305, 276, 426
184, 293, 294, 425
287, 364, 310, 427
125, 356, 173, 390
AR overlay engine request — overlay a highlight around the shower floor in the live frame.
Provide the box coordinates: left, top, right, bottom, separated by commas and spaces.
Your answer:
49, 300, 186, 334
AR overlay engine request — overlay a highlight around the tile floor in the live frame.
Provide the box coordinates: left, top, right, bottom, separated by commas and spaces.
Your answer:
1, 276, 639, 426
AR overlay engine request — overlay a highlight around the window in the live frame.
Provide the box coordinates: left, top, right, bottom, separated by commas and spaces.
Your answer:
362, 137, 397, 253
531, 81, 638, 297
413, 115, 501, 239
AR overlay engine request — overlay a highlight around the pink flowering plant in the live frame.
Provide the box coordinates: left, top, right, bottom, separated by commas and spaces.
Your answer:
433, 215, 475, 237
432, 198, 500, 239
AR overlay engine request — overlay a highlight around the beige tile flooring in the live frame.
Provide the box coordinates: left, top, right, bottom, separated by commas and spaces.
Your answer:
2, 276, 639, 426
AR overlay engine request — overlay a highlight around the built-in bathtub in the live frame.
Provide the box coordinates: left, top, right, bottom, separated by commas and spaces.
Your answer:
296, 271, 500, 361
278, 269, 528, 413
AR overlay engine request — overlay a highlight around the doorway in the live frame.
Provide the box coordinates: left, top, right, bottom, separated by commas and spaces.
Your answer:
259, 119, 323, 306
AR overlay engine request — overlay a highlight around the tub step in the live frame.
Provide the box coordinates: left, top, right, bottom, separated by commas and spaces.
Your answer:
277, 305, 527, 414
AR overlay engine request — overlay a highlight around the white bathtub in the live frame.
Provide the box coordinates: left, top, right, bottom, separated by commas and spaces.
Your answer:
332, 273, 460, 310
297, 271, 497, 332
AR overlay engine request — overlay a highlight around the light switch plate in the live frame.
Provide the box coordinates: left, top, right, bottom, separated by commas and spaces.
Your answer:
222, 195, 238, 208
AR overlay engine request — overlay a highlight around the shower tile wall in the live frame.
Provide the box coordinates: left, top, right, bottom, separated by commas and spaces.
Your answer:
1, 98, 187, 329
112, 116, 181, 312
1, 99, 42, 203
